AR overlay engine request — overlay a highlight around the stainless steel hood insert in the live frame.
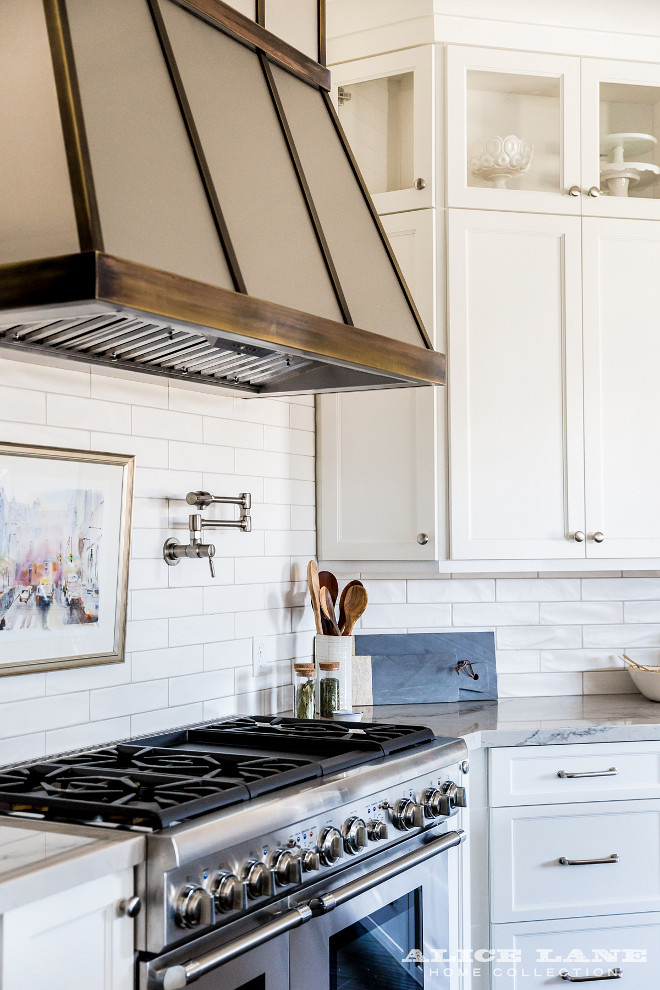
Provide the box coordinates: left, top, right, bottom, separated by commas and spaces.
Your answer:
0, 0, 445, 394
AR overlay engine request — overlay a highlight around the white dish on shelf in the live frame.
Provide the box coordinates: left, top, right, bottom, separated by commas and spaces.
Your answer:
600, 161, 660, 196
468, 134, 534, 189
626, 662, 660, 702
600, 132, 657, 163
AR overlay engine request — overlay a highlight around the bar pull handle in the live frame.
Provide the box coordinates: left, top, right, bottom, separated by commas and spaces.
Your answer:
559, 854, 619, 866
560, 969, 622, 982
557, 768, 618, 779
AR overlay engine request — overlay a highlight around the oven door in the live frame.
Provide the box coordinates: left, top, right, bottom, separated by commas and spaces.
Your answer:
290, 829, 460, 990
143, 933, 289, 990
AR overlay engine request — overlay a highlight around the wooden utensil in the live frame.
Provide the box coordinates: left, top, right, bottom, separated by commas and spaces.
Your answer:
320, 586, 341, 636
342, 584, 368, 636
318, 570, 339, 635
338, 579, 363, 633
307, 560, 323, 635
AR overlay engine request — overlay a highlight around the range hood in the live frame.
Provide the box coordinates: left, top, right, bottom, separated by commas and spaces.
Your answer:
0, 0, 445, 395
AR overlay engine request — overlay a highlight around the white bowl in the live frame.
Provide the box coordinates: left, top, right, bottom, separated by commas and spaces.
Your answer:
333, 710, 364, 722
628, 663, 660, 702
468, 134, 534, 189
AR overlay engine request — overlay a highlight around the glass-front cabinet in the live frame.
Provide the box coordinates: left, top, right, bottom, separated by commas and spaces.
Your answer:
446, 47, 582, 214
331, 46, 435, 213
582, 58, 660, 219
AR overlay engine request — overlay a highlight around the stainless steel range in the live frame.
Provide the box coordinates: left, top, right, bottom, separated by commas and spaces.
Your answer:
0, 716, 468, 990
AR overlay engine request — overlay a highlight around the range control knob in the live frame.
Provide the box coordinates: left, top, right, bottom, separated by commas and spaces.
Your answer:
442, 782, 467, 810
423, 787, 451, 820
174, 884, 215, 928
211, 872, 248, 913
391, 799, 424, 831
318, 826, 344, 865
367, 820, 389, 841
302, 849, 321, 873
271, 848, 303, 887
342, 816, 368, 854
244, 860, 276, 900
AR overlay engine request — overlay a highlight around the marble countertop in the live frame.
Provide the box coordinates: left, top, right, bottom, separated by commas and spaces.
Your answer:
361, 693, 660, 748
0, 818, 145, 913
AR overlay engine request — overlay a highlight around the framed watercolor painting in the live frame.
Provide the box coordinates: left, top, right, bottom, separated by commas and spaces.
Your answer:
0, 443, 134, 676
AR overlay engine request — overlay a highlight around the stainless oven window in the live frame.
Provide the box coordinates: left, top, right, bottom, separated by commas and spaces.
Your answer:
236, 980, 265, 990
329, 888, 423, 990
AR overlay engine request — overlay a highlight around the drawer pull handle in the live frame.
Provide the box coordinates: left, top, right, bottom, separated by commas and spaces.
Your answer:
557, 768, 618, 778
560, 969, 622, 982
559, 854, 619, 866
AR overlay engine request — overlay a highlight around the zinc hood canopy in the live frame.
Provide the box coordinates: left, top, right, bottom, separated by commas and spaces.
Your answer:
0, 0, 445, 395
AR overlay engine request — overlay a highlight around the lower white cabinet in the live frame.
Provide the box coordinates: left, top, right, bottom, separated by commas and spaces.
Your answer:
492, 913, 660, 989
1, 867, 135, 990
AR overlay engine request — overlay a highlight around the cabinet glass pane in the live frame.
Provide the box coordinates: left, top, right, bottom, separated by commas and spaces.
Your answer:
337, 73, 414, 196
466, 71, 560, 194
599, 83, 660, 199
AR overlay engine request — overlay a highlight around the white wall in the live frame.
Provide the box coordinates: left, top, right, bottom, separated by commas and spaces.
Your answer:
0, 355, 315, 767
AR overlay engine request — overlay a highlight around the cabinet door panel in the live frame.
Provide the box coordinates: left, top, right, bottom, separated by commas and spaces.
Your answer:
583, 218, 660, 556
449, 210, 585, 559
490, 800, 660, 923
381, 210, 438, 346
492, 913, 660, 990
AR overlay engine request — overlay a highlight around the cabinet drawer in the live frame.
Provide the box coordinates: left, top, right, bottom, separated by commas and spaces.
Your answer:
491, 913, 660, 990
490, 800, 660, 923
490, 742, 660, 806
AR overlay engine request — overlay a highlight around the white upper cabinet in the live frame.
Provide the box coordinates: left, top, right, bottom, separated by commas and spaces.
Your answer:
446, 47, 582, 215
331, 46, 436, 213
448, 209, 585, 560
582, 218, 660, 557
581, 58, 660, 220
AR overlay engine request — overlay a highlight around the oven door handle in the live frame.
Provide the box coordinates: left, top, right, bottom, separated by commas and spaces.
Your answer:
157, 829, 465, 989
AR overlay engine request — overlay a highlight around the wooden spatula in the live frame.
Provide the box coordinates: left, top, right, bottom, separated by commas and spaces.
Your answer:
307, 560, 323, 635
318, 570, 339, 635
342, 584, 368, 636
320, 586, 341, 636
338, 579, 363, 633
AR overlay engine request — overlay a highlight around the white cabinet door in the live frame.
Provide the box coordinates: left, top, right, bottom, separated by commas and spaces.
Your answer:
446, 47, 582, 215
581, 58, 660, 221
448, 210, 585, 559
583, 218, 660, 557
492, 913, 660, 990
317, 208, 440, 562
490, 799, 660, 923
1, 868, 135, 990
331, 46, 436, 213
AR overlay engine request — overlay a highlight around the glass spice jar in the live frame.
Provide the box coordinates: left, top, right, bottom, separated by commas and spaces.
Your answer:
294, 662, 316, 719
318, 661, 341, 718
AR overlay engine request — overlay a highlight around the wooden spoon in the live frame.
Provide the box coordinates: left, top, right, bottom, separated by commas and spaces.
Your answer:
338, 580, 364, 633
320, 586, 341, 636
307, 560, 323, 635
318, 570, 338, 635
342, 584, 368, 636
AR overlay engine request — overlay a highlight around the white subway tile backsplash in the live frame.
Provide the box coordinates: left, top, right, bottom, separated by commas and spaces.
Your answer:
169, 386, 234, 417
582, 578, 660, 600
540, 649, 623, 672
169, 669, 234, 706
624, 601, 660, 623
125, 619, 169, 653
130, 704, 204, 737
497, 625, 582, 649
0, 734, 46, 766
498, 672, 583, 697
133, 406, 202, 442
453, 603, 539, 626
289, 403, 314, 431
203, 416, 263, 450
132, 587, 202, 621
0, 693, 89, 739
91, 432, 169, 468
264, 425, 315, 456
48, 394, 131, 433
168, 440, 234, 474
0, 674, 46, 703
0, 419, 90, 449
204, 639, 253, 671
264, 478, 315, 505
169, 613, 235, 648
236, 448, 314, 482
90, 680, 168, 720
407, 580, 495, 603
91, 373, 168, 408
46, 717, 132, 754
203, 584, 264, 614
496, 578, 580, 601
495, 650, 541, 674
132, 645, 204, 681
583, 624, 660, 647
540, 602, 623, 624
265, 531, 316, 557
0, 385, 46, 423
360, 604, 452, 629
46, 659, 132, 695
360, 581, 407, 604
234, 397, 289, 427
583, 670, 638, 695
0, 358, 90, 396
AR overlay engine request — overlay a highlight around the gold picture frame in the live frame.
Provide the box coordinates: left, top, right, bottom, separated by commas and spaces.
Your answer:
0, 442, 134, 676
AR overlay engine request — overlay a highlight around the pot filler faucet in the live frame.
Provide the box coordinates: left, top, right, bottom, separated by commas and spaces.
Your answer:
163, 491, 251, 577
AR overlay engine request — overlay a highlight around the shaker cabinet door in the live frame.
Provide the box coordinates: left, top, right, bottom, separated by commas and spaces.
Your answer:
448, 209, 585, 559
582, 218, 660, 557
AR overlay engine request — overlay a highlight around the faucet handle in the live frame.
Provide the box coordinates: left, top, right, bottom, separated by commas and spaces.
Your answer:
209, 554, 215, 579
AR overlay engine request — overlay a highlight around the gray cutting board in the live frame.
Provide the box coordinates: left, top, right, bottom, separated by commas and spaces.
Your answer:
354, 632, 497, 704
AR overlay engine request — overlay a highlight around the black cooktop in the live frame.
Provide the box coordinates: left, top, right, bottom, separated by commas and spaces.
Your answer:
0, 716, 435, 829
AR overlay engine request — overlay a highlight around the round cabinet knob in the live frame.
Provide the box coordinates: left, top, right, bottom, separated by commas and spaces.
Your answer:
593, 531, 605, 543
422, 787, 451, 820
302, 849, 321, 873
211, 872, 247, 913
271, 848, 303, 887
414, 177, 426, 190
118, 896, 142, 918
174, 884, 215, 929
342, 816, 368, 854
568, 185, 581, 197
391, 799, 424, 831
442, 781, 467, 810
417, 533, 429, 546
318, 826, 344, 865
244, 860, 276, 900
572, 531, 585, 543
588, 186, 601, 197
367, 820, 389, 841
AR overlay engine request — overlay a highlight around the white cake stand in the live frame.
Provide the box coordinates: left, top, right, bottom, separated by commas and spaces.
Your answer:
599, 132, 660, 196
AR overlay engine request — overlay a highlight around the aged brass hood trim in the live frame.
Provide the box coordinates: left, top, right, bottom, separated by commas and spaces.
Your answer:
0, 0, 445, 395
